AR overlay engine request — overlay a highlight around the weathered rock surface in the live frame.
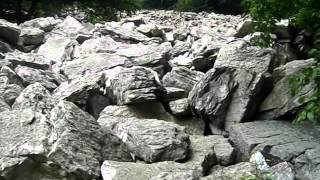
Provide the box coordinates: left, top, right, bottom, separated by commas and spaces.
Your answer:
21, 17, 61, 32
0, 19, 21, 45
15, 66, 66, 91
101, 161, 203, 180
229, 120, 320, 180
0, 98, 10, 112
163, 67, 204, 93
169, 98, 191, 116
98, 101, 205, 135
215, 40, 274, 74
5, 51, 50, 70
99, 117, 190, 163
259, 59, 316, 119
12, 83, 57, 114
37, 37, 77, 64
104, 66, 164, 105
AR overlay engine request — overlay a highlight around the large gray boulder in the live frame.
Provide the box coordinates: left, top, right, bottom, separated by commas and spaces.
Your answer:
163, 67, 204, 93
191, 135, 235, 166
54, 16, 84, 36
98, 101, 205, 135
189, 68, 237, 132
98, 117, 190, 163
215, 40, 274, 74
115, 42, 172, 76
12, 83, 58, 114
15, 66, 66, 91
37, 37, 77, 64
101, 161, 203, 180
5, 51, 50, 70
47, 100, 104, 179
0, 67, 24, 105
189, 66, 268, 132
0, 40, 13, 53
0, 98, 10, 112
98, 23, 150, 43
104, 66, 164, 105
0, 19, 21, 45
21, 17, 61, 32
18, 27, 45, 48
259, 59, 317, 119
169, 98, 192, 117
229, 120, 320, 180
62, 53, 129, 79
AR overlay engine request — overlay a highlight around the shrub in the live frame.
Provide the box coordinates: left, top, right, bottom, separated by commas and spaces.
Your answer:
244, 0, 320, 124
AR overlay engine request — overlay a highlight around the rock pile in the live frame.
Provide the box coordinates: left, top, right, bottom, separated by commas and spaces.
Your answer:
0, 10, 319, 180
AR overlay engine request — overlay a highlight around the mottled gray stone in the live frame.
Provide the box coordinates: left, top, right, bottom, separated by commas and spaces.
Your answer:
21, 17, 61, 32
5, 51, 50, 70
229, 120, 320, 180
101, 161, 203, 180
169, 98, 191, 116
15, 66, 66, 91
163, 67, 204, 93
99, 117, 190, 163
215, 40, 274, 74
12, 83, 58, 114
98, 101, 205, 135
259, 59, 316, 120
0, 98, 10, 112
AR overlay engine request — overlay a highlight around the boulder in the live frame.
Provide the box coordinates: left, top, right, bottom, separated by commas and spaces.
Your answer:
98, 117, 190, 163
202, 162, 257, 180
0, 19, 21, 45
115, 43, 172, 76
170, 41, 191, 58
189, 68, 237, 132
18, 27, 45, 47
150, 171, 199, 180
235, 19, 254, 38
62, 53, 129, 79
75, 36, 128, 57
12, 83, 58, 114
163, 67, 204, 93
229, 120, 320, 180
137, 23, 164, 37
169, 98, 191, 116
98, 101, 205, 135
21, 17, 61, 32
161, 87, 186, 101
191, 135, 235, 166
55, 16, 84, 36
15, 66, 66, 91
5, 51, 50, 70
101, 161, 203, 180
0, 98, 10, 112
0, 69, 24, 105
104, 66, 164, 105
259, 59, 316, 119
0, 40, 13, 53
47, 100, 104, 179
53, 73, 105, 106
98, 23, 150, 43
37, 37, 77, 64
215, 40, 274, 74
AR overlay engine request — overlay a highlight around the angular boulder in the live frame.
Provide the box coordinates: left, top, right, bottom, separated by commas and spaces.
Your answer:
101, 161, 203, 180
0, 19, 21, 45
21, 17, 61, 32
98, 117, 190, 163
5, 51, 50, 70
229, 120, 320, 180
163, 67, 204, 93
169, 98, 191, 117
15, 66, 66, 91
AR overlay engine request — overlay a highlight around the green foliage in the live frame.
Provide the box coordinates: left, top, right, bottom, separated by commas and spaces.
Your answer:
244, 0, 320, 124
0, 0, 141, 23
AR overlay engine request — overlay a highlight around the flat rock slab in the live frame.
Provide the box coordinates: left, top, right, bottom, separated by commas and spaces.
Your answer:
229, 120, 320, 180
163, 67, 204, 93
98, 101, 205, 135
5, 51, 50, 70
101, 161, 203, 180
98, 117, 190, 163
